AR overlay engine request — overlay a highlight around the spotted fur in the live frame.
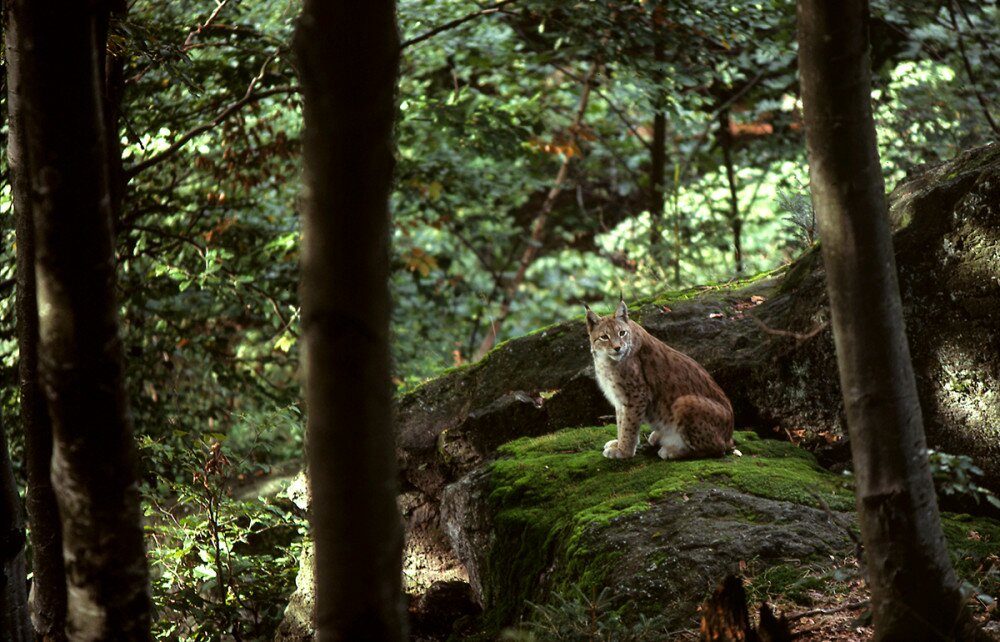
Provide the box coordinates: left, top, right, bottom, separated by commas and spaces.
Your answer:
585, 300, 734, 460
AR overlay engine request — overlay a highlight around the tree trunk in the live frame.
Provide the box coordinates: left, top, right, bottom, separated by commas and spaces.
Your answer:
718, 108, 743, 275
0, 413, 30, 642
12, 1, 152, 639
797, 1, 987, 640
294, 2, 406, 640
96, 0, 129, 228
649, 7, 667, 262
3, 4, 68, 638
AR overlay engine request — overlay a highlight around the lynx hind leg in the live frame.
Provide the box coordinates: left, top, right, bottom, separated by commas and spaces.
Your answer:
671, 395, 733, 458
652, 424, 689, 460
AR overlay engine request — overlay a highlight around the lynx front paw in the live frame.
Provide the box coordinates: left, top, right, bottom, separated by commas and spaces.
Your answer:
602, 439, 632, 459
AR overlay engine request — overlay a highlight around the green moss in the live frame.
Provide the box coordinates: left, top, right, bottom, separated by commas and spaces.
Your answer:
479, 427, 855, 630
636, 266, 785, 311
941, 512, 1000, 600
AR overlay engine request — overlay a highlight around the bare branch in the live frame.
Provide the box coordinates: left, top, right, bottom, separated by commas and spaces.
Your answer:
746, 312, 827, 343
184, 0, 231, 50
401, 0, 520, 50
124, 84, 300, 179
947, 0, 1000, 135
788, 600, 870, 622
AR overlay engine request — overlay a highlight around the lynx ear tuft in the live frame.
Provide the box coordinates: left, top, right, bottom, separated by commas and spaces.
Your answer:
615, 298, 628, 322
585, 305, 600, 332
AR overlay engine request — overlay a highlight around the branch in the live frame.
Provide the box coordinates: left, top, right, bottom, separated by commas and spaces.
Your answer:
473, 64, 597, 360
947, 0, 1000, 135
401, 0, 520, 50
787, 600, 870, 622
953, 0, 1000, 70
184, 0, 231, 50
553, 63, 653, 152
746, 312, 827, 343
124, 84, 299, 179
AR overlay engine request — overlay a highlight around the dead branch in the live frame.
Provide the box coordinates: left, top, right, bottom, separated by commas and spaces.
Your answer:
747, 312, 827, 343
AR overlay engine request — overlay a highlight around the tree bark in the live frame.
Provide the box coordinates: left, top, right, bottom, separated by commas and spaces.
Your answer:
649, 5, 667, 262
96, 0, 129, 227
718, 108, 743, 275
3, 3, 68, 638
12, 1, 152, 639
797, 1, 987, 640
294, 2, 406, 640
650, 111, 666, 257
0, 413, 30, 642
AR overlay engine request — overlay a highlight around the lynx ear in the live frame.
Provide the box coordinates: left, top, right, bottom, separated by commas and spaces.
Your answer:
615, 298, 628, 322
585, 305, 600, 332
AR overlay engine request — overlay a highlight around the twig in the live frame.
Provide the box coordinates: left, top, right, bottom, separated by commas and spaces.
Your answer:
184, 0, 231, 50
401, 0, 520, 50
125, 84, 300, 179
473, 63, 597, 360
809, 490, 868, 587
747, 312, 827, 343
788, 599, 870, 621
953, 0, 1000, 72
947, 0, 1000, 135
553, 63, 653, 153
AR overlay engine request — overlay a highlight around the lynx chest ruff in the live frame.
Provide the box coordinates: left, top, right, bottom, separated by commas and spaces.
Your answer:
585, 299, 735, 461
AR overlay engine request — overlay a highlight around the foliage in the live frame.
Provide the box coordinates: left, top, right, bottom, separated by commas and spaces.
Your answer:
928, 449, 1000, 510
0, 0, 997, 637
941, 513, 1000, 620
504, 586, 671, 641
140, 413, 306, 640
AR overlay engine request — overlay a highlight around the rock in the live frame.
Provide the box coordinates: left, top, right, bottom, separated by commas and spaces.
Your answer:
397, 143, 1000, 505
408, 580, 482, 640
273, 543, 315, 642
440, 429, 857, 633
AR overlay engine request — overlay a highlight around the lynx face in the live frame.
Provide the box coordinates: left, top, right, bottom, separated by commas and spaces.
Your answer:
585, 301, 633, 362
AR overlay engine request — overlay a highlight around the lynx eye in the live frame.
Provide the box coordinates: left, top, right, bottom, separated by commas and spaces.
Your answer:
599, 334, 609, 341
619, 330, 627, 337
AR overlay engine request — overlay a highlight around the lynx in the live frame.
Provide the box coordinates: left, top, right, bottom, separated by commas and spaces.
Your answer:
585, 299, 734, 460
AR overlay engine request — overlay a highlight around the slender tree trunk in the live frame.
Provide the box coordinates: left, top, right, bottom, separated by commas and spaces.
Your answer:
650, 111, 666, 256
718, 108, 743, 275
649, 5, 667, 261
797, 2, 988, 640
3, 4, 69, 638
97, 0, 129, 227
12, 1, 152, 639
473, 66, 596, 361
0, 413, 30, 642
294, 2, 406, 640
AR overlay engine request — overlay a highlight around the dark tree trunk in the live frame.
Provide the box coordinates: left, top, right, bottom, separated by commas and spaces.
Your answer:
797, 1, 987, 640
96, 0, 129, 227
12, 0, 152, 639
294, 2, 406, 640
3, 4, 68, 638
0, 414, 30, 642
650, 111, 667, 258
649, 7, 667, 261
718, 108, 743, 275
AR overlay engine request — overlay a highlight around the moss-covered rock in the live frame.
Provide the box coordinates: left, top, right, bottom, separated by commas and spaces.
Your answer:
397, 143, 1000, 517
441, 429, 857, 633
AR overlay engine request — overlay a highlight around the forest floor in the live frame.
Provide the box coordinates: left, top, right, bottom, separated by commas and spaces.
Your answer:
741, 557, 999, 642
